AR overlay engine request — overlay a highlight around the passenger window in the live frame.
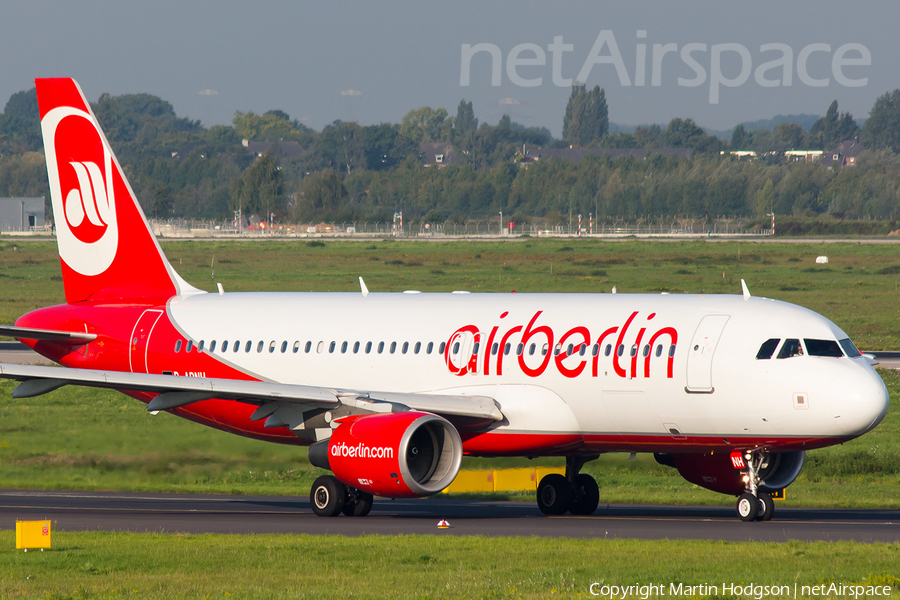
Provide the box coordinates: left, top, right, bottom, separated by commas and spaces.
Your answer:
210, 341, 217, 353
280, 341, 287, 353
414, 342, 421, 354
630, 344, 637, 357
329, 341, 336, 353
341, 341, 348, 353
642, 345, 650, 357
668, 345, 676, 358
566, 344, 574, 356
504, 343, 511, 355
402, 342, 409, 354
439, 342, 446, 354
756, 338, 780, 360
492, 343, 499, 355
529, 343, 536, 356
605, 344, 612, 357
592, 344, 599, 357
655, 344, 662, 357
427, 342, 434, 354
366, 341, 373, 354
233, 340, 240, 353
839, 338, 861, 358
222, 341, 229, 353
198, 340, 205, 351
258, 341, 265, 353
354, 341, 361, 354
777, 339, 803, 359
452, 342, 460, 354
268, 341, 276, 353
293, 341, 300, 353
516, 343, 523, 356
378, 342, 385, 354
174, 340, 182, 353
391, 342, 397, 354
186, 340, 194, 353
245, 341, 252, 353
305, 341, 312, 353
617, 345, 624, 357
471, 342, 479, 355
317, 341, 324, 354
804, 339, 843, 358
542, 343, 548, 356
554, 344, 561, 356
579, 344, 587, 357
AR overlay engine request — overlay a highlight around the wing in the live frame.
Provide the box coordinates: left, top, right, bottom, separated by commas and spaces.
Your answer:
0, 326, 96, 343
0, 364, 504, 430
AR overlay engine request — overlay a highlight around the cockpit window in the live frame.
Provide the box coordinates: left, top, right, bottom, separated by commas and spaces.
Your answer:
838, 338, 862, 358
804, 339, 844, 358
756, 338, 780, 360
777, 339, 803, 359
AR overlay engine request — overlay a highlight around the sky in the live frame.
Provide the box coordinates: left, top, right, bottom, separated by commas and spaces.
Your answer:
1, 1, 897, 138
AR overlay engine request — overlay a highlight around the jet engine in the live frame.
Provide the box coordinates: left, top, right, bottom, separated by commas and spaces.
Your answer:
656, 450, 805, 495
308, 411, 463, 498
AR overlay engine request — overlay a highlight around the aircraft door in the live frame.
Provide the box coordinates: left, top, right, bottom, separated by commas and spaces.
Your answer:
685, 315, 730, 393
129, 309, 163, 373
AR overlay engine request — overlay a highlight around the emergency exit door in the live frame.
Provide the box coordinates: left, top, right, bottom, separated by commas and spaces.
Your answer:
685, 315, 729, 393
129, 309, 163, 373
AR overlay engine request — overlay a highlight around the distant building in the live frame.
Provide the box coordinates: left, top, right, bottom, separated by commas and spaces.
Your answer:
522, 147, 692, 164
0, 197, 45, 232
822, 139, 862, 167
784, 150, 824, 163
242, 139, 306, 159
420, 143, 456, 167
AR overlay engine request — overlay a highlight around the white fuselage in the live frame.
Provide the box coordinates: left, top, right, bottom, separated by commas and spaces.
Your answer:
160, 291, 888, 452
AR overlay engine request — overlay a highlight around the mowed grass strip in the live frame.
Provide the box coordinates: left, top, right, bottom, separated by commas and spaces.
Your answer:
0, 532, 898, 599
4, 238, 900, 347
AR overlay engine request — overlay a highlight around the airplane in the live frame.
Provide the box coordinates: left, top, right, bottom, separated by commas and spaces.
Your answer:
0, 78, 889, 522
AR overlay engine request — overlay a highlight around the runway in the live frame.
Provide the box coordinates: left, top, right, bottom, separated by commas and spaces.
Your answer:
0, 489, 897, 543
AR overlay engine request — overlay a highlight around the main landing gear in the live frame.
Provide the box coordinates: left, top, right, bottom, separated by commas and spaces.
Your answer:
735, 451, 775, 522
536, 455, 600, 516
310, 475, 373, 517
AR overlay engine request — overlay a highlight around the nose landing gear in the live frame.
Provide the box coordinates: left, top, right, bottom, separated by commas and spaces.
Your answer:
735, 451, 775, 522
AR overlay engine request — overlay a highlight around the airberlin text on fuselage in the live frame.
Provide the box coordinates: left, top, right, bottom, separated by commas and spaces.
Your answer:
445, 310, 678, 379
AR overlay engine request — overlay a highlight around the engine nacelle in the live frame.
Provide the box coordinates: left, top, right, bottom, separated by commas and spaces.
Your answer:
308, 411, 462, 498
657, 451, 806, 496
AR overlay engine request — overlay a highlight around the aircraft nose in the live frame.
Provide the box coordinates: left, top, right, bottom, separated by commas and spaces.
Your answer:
830, 366, 889, 437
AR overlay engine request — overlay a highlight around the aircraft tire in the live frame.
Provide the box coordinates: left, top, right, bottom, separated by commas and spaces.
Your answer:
569, 474, 600, 515
537, 474, 572, 515
310, 475, 347, 517
757, 492, 775, 521
342, 492, 374, 517
736, 492, 759, 522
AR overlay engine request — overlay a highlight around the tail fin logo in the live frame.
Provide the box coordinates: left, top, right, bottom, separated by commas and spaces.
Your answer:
42, 106, 118, 276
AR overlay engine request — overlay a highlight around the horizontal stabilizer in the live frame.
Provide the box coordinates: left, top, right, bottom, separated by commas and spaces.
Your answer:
0, 326, 96, 343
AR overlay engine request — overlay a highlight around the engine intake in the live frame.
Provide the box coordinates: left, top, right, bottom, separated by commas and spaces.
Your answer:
308, 411, 462, 498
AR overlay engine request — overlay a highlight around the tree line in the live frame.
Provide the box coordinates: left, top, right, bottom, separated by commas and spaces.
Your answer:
3, 84, 900, 226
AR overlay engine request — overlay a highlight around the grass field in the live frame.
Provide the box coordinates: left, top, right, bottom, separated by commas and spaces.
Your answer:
0, 532, 898, 599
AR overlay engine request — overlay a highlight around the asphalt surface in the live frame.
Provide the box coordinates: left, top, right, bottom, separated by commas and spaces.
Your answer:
0, 489, 897, 542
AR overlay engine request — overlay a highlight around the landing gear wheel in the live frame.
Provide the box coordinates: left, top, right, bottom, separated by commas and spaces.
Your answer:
342, 491, 374, 517
310, 475, 346, 517
537, 474, 572, 515
736, 492, 759, 522
757, 492, 774, 522
569, 474, 600, 515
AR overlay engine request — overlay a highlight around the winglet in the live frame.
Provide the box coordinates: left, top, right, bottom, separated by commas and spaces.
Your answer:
359, 276, 369, 297
741, 279, 751, 301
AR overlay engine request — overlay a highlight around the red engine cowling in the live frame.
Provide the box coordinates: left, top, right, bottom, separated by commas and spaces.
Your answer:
310, 411, 463, 498
658, 451, 805, 496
